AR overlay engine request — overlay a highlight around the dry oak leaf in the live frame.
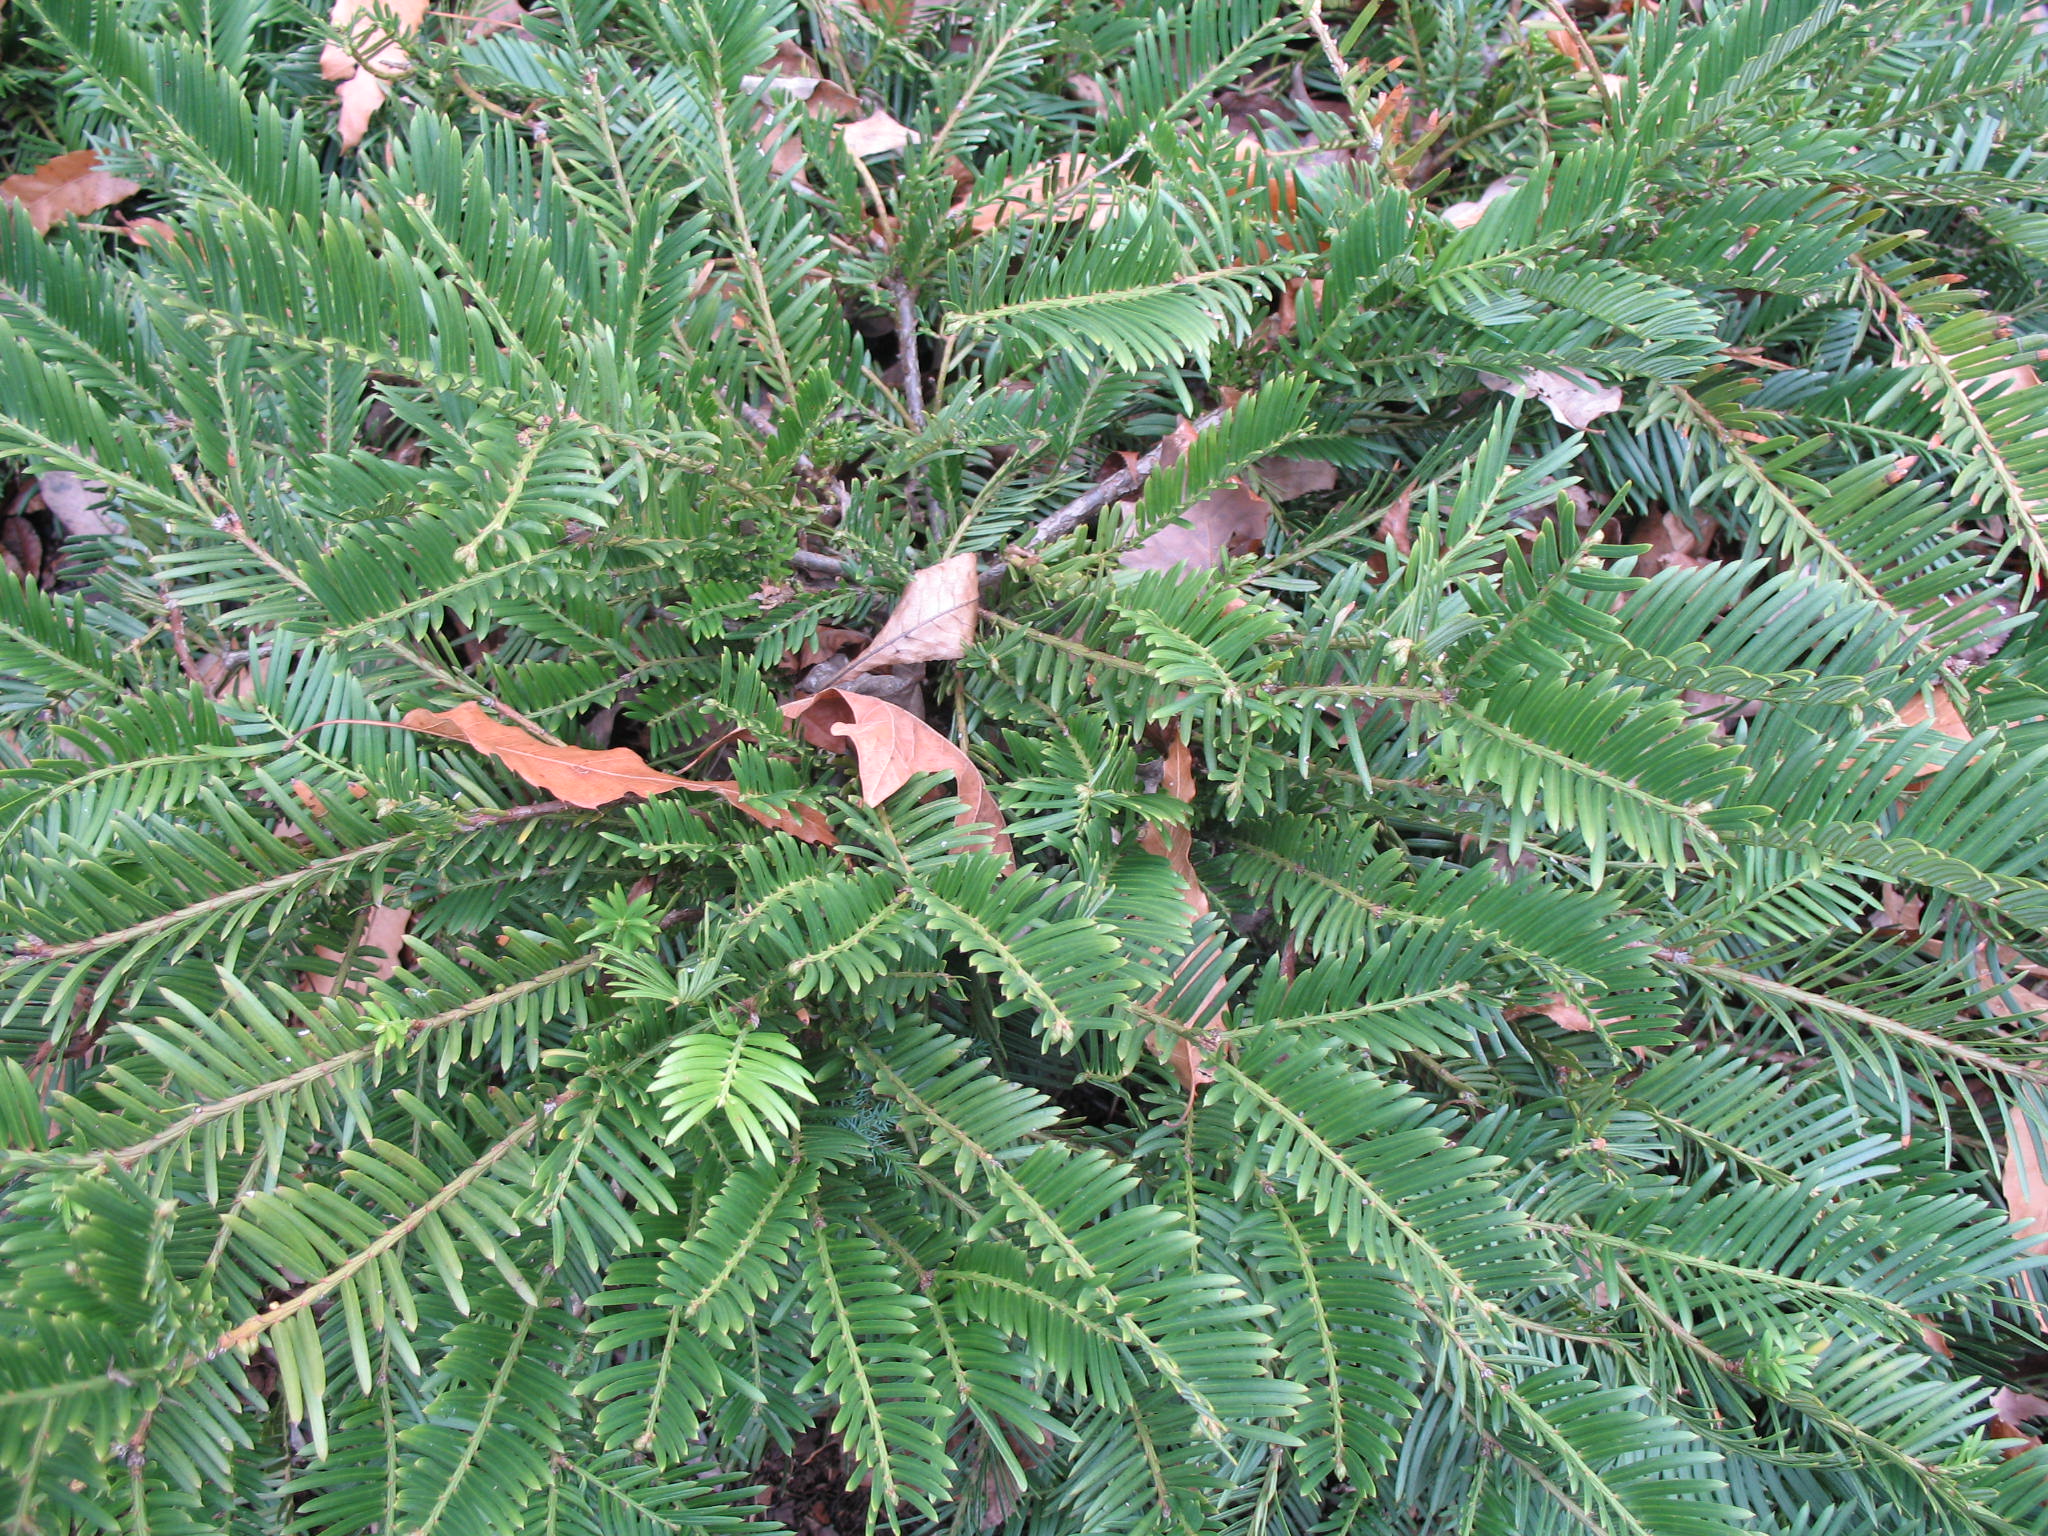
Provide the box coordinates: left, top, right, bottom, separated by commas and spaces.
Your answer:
1120, 482, 1274, 574
0, 150, 141, 235
402, 701, 832, 841
306, 904, 412, 997
1479, 367, 1623, 431
783, 688, 1011, 865
838, 552, 978, 682
321, 0, 431, 150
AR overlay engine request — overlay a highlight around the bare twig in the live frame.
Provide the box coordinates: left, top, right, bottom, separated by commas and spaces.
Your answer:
889, 278, 926, 430
1027, 404, 1228, 548
792, 549, 847, 578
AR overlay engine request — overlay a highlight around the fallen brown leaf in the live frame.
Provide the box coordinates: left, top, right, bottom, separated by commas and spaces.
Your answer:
1895, 685, 1972, 744
783, 688, 1011, 863
1505, 989, 1600, 1031
787, 626, 871, 670
306, 904, 412, 997
1380, 485, 1415, 555
0, 150, 141, 235
1253, 456, 1338, 501
464, 0, 529, 39
1869, 884, 1923, 937
965, 153, 1126, 233
1440, 177, 1519, 230
1992, 1386, 2048, 1433
1916, 1316, 1952, 1358
2003, 1105, 2048, 1254
402, 701, 831, 839
1138, 729, 1227, 1093
1629, 511, 1717, 578
35, 472, 120, 538
841, 110, 919, 159
1479, 368, 1623, 430
1119, 483, 1274, 573
838, 552, 977, 682
321, 0, 431, 150
1968, 943, 2048, 1019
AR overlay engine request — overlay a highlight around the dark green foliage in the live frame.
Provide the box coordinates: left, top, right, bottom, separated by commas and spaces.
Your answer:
4, 0, 2048, 1530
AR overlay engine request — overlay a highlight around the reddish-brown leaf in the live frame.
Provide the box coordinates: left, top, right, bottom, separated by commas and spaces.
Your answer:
0, 151, 141, 235
401, 701, 831, 840
1138, 729, 1227, 1092
783, 689, 1010, 864
838, 553, 978, 682
1992, 1387, 2048, 1433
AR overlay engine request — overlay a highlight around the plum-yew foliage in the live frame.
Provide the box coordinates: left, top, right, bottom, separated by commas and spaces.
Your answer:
5, 0, 2048, 1530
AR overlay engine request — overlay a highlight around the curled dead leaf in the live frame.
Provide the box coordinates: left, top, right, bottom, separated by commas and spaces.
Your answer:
1479, 368, 1623, 431
0, 150, 141, 235
402, 700, 831, 840
1505, 989, 1601, 1031
783, 689, 1010, 864
1628, 511, 1718, 578
839, 552, 978, 682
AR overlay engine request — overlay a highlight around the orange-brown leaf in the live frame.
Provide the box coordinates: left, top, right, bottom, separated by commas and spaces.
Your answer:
404, 701, 691, 806
402, 701, 831, 840
0, 151, 141, 235
839, 553, 978, 681
783, 689, 1010, 863
1138, 728, 1227, 1092
1506, 989, 1600, 1031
